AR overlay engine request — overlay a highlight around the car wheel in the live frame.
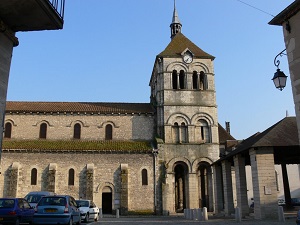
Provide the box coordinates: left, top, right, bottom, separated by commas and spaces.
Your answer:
76, 217, 81, 225
84, 213, 89, 223
15, 218, 20, 225
94, 213, 99, 222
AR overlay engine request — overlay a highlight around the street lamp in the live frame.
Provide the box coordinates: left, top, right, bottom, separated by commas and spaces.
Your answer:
272, 49, 288, 91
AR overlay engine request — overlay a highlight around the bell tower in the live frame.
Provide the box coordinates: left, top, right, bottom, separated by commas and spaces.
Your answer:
150, 2, 219, 213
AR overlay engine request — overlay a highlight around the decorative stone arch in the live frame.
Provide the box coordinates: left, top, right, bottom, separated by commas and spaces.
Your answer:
190, 62, 210, 73
191, 157, 213, 173
166, 62, 188, 72
166, 113, 191, 126
4, 119, 16, 127
98, 121, 119, 128
95, 182, 116, 214
33, 120, 53, 127
191, 113, 215, 126
166, 157, 192, 174
67, 120, 88, 128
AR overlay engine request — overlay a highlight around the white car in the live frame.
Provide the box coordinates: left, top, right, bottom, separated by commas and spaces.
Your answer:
75, 199, 99, 222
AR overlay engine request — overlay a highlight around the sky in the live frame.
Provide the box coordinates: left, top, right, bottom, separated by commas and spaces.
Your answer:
7, 0, 295, 140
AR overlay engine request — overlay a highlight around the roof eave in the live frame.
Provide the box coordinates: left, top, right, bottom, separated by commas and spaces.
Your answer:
269, 0, 300, 25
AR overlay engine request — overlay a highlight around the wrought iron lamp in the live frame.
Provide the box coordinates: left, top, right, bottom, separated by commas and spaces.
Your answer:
272, 49, 288, 91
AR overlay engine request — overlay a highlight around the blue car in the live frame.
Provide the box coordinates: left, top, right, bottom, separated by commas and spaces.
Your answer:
0, 198, 35, 225
33, 195, 81, 225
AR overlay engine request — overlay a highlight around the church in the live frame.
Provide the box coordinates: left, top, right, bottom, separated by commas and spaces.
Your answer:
0, 4, 234, 215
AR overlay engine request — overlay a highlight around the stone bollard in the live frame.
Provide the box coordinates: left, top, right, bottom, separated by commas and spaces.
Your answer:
193, 209, 197, 220
116, 209, 119, 218
278, 206, 285, 222
99, 208, 103, 218
188, 209, 192, 220
235, 207, 241, 222
203, 207, 208, 221
197, 208, 203, 221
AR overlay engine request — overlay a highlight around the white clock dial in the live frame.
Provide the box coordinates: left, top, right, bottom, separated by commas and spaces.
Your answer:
183, 53, 193, 64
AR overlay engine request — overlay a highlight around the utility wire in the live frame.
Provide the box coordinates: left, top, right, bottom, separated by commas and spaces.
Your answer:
236, 0, 275, 17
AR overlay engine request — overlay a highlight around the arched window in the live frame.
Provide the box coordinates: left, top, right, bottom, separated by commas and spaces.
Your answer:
172, 70, 178, 89
199, 119, 211, 143
68, 168, 75, 186
180, 122, 188, 143
73, 123, 81, 139
200, 71, 208, 90
173, 123, 180, 143
105, 124, 113, 140
39, 123, 47, 139
142, 169, 148, 185
4, 122, 12, 138
31, 168, 37, 185
192, 71, 198, 89
179, 70, 185, 89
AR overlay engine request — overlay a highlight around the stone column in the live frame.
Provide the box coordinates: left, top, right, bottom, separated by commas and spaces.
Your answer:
250, 147, 278, 220
162, 172, 175, 215
207, 168, 214, 212
213, 164, 223, 214
86, 164, 94, 200
233, 154, 249, 217
47, 163, 57, 193
0, 21, 18, 163
120, 164, 129, 215
221, 160, 234, 216
188, 172, 198, 209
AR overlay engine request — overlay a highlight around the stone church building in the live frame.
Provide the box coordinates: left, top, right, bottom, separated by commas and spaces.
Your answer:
0, 6, 235, 215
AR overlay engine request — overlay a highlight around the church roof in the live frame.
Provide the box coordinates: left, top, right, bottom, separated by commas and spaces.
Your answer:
158, 32, 215, 59
6, 101, 155, 115
2, 139, 153, 152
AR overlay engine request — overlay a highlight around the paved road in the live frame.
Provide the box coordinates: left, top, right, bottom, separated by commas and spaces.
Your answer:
85, 215, 296, 225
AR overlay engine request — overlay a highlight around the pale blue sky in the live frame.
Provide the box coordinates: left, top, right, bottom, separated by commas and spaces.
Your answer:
7, 0, 295, 140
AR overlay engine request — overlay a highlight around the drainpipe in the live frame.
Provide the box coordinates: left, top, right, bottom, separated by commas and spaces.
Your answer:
152, 148, 158, 214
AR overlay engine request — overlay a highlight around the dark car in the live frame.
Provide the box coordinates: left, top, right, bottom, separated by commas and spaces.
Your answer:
33, 195, 81, 225
0, 198, 35, 225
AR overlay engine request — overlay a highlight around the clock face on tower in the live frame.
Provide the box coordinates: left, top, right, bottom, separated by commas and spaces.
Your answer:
183, 52, 193, 64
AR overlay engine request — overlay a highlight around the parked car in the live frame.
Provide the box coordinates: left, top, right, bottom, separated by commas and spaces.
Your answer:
296, 209, 300, 225
24, 191, 56, 208
33, 195, 81, 225
75, 199, 99, 222
0, 198, 35, 225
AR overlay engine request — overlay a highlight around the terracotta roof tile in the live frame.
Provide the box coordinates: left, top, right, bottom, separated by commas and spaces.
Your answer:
158, 32, 215, 59
6, 101, 155, 114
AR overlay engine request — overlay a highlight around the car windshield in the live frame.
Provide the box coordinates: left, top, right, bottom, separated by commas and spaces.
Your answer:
0, 199, 15, 208
38, 197, 66, 206
24, 194, 44, 203
76, 200, 89, 207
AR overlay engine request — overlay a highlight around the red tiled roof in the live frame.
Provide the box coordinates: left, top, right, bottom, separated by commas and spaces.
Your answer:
6, 101, 155, 114
158, 32, 215, 59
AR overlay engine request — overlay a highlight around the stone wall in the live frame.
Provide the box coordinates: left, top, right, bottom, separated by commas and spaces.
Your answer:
4, 113, 155, 141
0, 151, 156, 212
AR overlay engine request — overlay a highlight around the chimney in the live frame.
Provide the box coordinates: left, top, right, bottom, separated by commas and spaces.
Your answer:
225, 121, 230, 134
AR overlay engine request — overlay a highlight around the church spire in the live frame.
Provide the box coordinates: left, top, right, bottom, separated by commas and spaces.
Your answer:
170, 0, 182, 39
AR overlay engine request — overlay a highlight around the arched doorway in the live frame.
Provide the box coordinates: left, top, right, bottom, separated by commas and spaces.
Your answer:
198, 162, 213, 210
174, 163, 188, 212
102, 186, 112, 214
